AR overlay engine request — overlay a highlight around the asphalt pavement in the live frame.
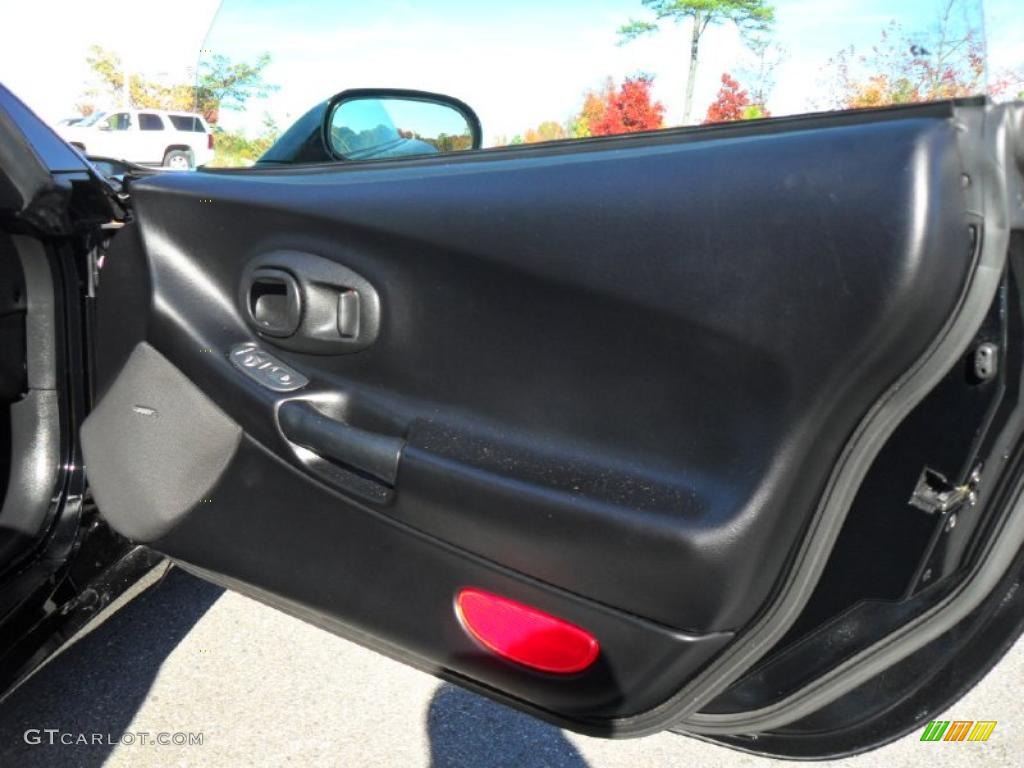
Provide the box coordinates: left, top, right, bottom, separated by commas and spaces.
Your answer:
0, 566, 1020, 767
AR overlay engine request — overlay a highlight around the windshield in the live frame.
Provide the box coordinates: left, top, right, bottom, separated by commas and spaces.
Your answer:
77, 110, 108, 127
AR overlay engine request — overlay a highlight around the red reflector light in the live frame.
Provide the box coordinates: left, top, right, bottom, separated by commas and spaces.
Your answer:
207, 133, 215, 150
455, 588, 599, 674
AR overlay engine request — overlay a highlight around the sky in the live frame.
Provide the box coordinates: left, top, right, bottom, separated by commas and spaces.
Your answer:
1, 0, 1021, 143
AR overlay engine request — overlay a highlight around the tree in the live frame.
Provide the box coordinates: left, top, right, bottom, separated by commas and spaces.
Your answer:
618, 0, 775, 125
523, 120, 568, 143
82, 45, 194, 112
207, 112, 283, 167
260, 112, 280, 146
82, 45, 125, 108
588, 75, 666, 136
740, 33, 783, 114
568, 78, 615, 137
822, 0, 1001, 109
193, 53, 278, 123
703, 72, 750, 123
79, 46, 277, 124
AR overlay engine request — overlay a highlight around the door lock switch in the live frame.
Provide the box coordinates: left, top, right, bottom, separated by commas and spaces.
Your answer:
229, 343, 308, 392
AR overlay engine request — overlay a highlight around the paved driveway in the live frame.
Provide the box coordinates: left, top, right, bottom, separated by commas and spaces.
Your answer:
0, 567, 1019, 767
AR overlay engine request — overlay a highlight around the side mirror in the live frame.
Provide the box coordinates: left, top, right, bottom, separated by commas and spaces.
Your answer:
323, 89, 481, 162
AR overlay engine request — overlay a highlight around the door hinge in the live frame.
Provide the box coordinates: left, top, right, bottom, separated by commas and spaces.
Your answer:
909, 464, 982, 515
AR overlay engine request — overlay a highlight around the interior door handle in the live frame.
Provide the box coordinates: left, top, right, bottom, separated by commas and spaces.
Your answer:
240, 251, 381, 355
245, 268, 302, 337
277, 401, 403, 486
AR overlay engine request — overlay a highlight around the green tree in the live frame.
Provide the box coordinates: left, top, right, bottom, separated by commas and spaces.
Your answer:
207, 113, 282, 167
618, 0, 775, 125
740, 33, 784, 113
260, 112, 280, 144
79, 46, 276, 124
193, 53, 278, 123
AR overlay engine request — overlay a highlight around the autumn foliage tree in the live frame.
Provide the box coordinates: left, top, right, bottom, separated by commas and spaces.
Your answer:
568, 77, 615, 138
511, 75, 665, 145
819, 0, 1020, 109
587, 75, 666, 136
523, 120, 568, 143
618, 0, 775, 124
78, 45, 277, 124
704, 73, 748, 123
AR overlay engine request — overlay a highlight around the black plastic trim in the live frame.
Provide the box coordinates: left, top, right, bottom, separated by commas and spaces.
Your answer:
278, 399, 403, 486
679, 102, 1022, 736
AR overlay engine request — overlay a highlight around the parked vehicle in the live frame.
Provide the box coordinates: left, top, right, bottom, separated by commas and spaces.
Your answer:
56, 108, 214, 169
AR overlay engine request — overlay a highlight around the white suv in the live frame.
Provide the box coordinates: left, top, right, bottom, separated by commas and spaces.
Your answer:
57, 109, 215, 169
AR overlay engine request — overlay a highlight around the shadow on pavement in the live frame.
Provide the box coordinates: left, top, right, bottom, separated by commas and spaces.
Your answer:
427, 682, 590, 768
0, 567, 223, 767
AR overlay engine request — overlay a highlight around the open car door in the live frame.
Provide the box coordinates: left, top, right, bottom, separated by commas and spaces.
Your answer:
77, 94, 1024, 756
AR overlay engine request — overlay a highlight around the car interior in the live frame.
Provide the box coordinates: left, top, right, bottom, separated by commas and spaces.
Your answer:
0, 86, 113, 624
77, 96, 1022, 739
0, 231, 59, 575
2, 72, 1023, 752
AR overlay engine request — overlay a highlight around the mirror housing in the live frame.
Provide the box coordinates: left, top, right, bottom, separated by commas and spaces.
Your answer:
323, 89, 481, 162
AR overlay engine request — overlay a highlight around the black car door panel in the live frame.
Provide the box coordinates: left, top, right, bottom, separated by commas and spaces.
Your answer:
83, 107, 978, 727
